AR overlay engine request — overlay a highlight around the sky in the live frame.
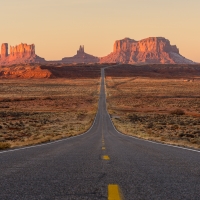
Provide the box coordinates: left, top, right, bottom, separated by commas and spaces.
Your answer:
0, 0, 200, 62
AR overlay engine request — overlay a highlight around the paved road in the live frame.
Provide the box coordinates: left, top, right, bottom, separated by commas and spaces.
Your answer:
0, 68, 200, 200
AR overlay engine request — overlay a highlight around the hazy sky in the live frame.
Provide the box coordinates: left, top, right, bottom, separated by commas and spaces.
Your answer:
0, 0, 200, 61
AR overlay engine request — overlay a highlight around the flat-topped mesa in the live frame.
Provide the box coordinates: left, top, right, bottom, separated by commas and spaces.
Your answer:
10, 43, 35, 59
1, 43, 8, 59
0, 43, 45, 65
113, 38, 137, 52
113, 37, 179, 54
137, 37, 179, 54
101, 37, 193, 64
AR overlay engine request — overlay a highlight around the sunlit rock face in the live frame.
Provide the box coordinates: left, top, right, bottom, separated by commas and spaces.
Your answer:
100, 37, 194, 64
0, 43, 45, 65
9, 43, 35, 59
0, 65, 52, 79
1, 43, 9, 59
62, 45, 99, 63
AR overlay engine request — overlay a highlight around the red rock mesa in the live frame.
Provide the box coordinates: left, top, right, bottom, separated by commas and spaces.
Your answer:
0, 43, 45, 65
100, 37, 194, 64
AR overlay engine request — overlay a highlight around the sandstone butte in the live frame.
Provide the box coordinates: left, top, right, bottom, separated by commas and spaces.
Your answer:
62, 45, 99, 63
100, 37, 195, 64
0, 43, 45, 65
0, 37, 195, 66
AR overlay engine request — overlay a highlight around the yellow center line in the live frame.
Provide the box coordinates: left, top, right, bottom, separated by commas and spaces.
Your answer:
102, 147, 106, 150
102, 155, 110, 160
108, 184, 123, 200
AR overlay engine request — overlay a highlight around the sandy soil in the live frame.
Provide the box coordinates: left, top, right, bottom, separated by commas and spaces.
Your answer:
0, 78, 100, 149
105, 67, 200, 149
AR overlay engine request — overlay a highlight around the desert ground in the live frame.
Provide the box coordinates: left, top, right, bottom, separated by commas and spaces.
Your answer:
105, 64, 200, 149
0, 64, 103, 149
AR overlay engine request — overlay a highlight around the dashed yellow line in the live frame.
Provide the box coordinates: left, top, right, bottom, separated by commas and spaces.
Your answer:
108, 184, 123, 200
102, 147, 106, 150
102, 155, 110, 160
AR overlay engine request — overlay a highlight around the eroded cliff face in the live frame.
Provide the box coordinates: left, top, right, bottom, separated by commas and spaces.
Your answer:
1, 43, 8, 59
9, 43, 35, 58
100, 37, 194, 64
0, 43, 45, 65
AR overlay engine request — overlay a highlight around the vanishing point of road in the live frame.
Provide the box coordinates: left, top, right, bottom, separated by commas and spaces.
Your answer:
0, 68, 200, 200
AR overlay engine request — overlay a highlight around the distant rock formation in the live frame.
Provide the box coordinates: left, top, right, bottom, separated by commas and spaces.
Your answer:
0, 38, 195, 66
1, 43, 8, 59
100, 37, 194, 64
0, 43, 45, 65
62, 45, 99, 63
0, 65, 52, 79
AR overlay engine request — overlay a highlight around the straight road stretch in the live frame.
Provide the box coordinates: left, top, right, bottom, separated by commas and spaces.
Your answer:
0, 68, 200, 200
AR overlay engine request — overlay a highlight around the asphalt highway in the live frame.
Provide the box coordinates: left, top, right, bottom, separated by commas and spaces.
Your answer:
0, 68, 200, 200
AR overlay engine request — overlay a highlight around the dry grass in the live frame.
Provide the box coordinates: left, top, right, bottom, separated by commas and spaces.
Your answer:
105, 76, 200, 149
0, 78, 100, 148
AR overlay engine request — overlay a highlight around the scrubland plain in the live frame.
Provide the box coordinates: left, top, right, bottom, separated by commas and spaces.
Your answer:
105, 64, 200, 149
0, 77, 100, 149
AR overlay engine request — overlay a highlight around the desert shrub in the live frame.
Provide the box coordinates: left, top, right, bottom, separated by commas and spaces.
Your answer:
156, 125, 164, 130
179, 133, 194, 138
128, 114, 139, 122
178, 133, 185, 137
185, 133, 195, 138
0, 142, 11, 150
193, 131, 200, 136
146, 122, 153, 129
0, 125, 2, 129
0, 112, 7, 117
171, 124, 179, 130
170, 109, 185, 115
77, 112, 86, 120
190, 138, 198, 144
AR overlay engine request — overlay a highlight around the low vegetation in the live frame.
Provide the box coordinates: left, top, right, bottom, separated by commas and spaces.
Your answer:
0, 78, 100, 149
105, 74, 200, 149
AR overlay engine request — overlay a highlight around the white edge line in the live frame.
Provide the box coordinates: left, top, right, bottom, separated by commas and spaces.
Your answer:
2, 66, 199, 154
103, 68, 200, 153
0, 74, 103, 155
